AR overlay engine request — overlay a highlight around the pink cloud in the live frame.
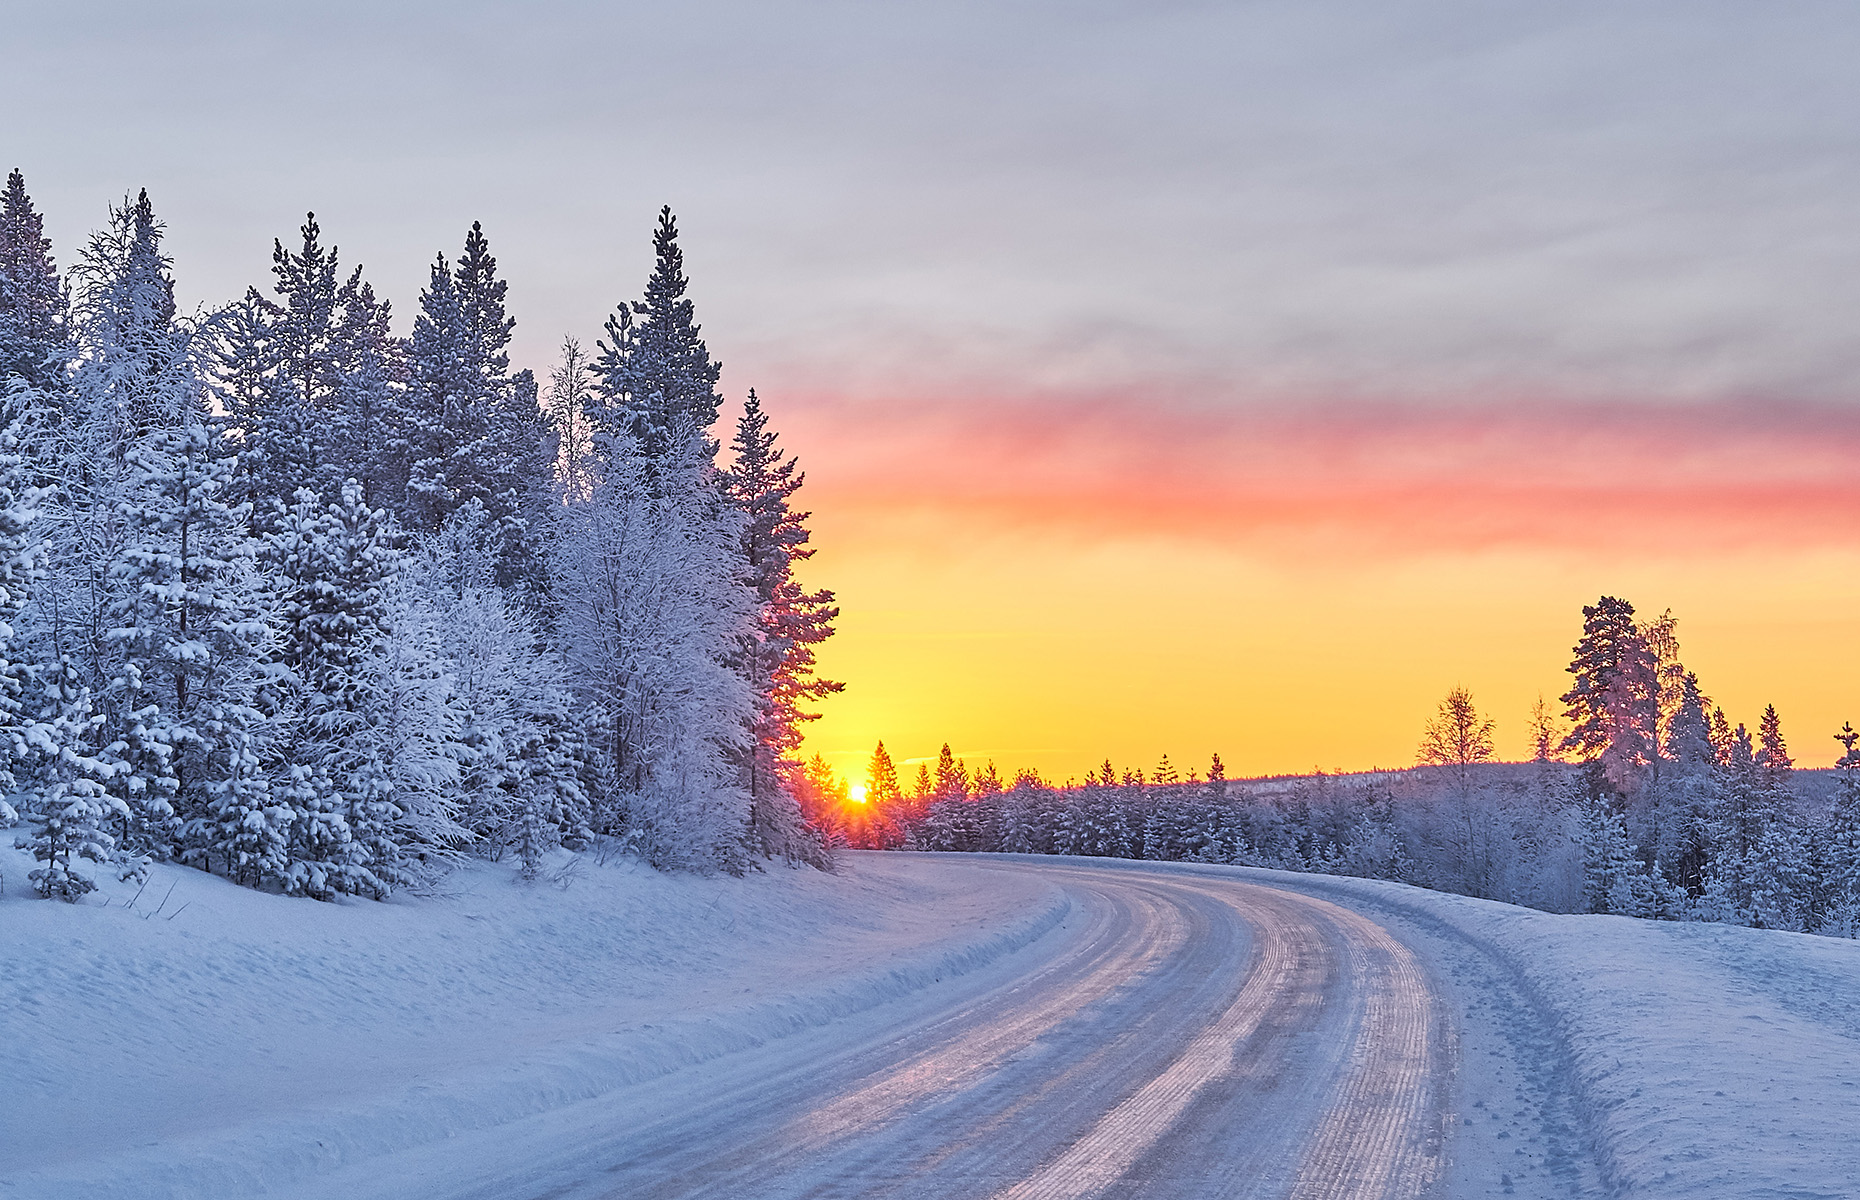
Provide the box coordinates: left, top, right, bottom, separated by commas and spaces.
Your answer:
772, 389, 1860, 555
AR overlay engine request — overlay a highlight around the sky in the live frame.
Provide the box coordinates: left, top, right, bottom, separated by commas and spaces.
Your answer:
11, 1, 1860, 779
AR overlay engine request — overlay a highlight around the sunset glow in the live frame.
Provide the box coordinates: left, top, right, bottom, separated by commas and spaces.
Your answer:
780, 393, 1860, 783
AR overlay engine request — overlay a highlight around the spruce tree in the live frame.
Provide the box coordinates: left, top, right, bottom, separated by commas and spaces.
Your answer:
1559, 595, 1659, 798
1825, 724, 1860, 935
853, 740, 903, 849
590, 208, 723, 472
723, 389, 841, 864
215, 214, 409, 524
0, 169, 69, 396
1658, 671, 1719, 896
47, 190, 217, 859
114, 418, 276, 871
404, 223, 551, 592
0, 418, 118, 899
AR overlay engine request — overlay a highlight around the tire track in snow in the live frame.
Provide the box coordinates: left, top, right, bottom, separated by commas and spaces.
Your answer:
363, 859, 1448, 1200
600, 872, 1201, 1197
1287, 898, 1439, 1200
990, 875, 1441, 1200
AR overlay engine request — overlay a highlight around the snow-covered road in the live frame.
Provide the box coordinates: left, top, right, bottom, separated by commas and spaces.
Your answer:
345, 861, 1451, 1200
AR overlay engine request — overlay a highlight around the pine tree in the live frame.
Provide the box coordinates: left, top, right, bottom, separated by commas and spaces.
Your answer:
1699, 725, 1765, 924
254, 216, 345, 506
722, 390, 841, 864
215, 215, 407, 523
13, 654, 120, 900
70, 190, 188, 451
934, 743, 969, 803
789, 753, 850, 845
45, 190, 245, 861
115, 419, 276, 871
1559, 596, 1659, 798
330, 275, 407, 512
849, 740, 904, 849
0, 169, 69, 396
1824, 723, 1860, 936
0, 417, 118, 899
404, 223, 553, 592
1657, 671, 1719, 896
590, 208, 723, 472
1755, 704, 1792, 785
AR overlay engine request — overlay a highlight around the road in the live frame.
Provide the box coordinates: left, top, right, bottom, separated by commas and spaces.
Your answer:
433, 859, 1452, 1200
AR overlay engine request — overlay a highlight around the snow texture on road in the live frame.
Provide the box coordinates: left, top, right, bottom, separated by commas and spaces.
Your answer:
5, 847, 1859, 1199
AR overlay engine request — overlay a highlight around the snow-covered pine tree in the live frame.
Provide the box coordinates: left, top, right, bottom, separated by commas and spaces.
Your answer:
1824, 723, 1860, 936
13, 652, 120, 900
116, 416, 276, 874
40, 190, 230, 861
0, 418, 118, 900
404, 223, 552, 594
786, 753, 849, 846
1657, 671, 1719, 897
1698, 724, 1763, 924
846, 740, 904, 849
1743, 705, 1810, 929
237, 216, 346, 513
258, 483, 408, 896
213, 214, 410, 524
934, 743, 969, 804
0, 418, 40, 781
1559, 595, 1659, 799
590, 208, 724, 478
723, 389, 841, 866
0, 169, 69, 398
329, 271, 407, 512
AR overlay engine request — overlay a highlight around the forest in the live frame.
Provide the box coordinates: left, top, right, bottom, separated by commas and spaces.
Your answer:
0, 170, 839, 900
821, 597, 1860, 938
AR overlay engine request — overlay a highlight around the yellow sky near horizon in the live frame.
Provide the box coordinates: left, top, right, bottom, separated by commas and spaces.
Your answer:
795, 500, 1860, 786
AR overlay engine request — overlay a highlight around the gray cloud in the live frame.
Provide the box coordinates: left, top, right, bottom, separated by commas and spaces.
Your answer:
11, 1, 1860, 404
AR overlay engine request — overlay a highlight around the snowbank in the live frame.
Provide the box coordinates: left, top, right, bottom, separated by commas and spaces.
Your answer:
0, 846, 1069, 1199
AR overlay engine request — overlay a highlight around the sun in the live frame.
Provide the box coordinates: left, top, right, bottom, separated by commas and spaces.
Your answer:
848, 782, 868, 804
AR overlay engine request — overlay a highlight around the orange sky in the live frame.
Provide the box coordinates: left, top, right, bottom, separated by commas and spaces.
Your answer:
781, 393, 1860, 783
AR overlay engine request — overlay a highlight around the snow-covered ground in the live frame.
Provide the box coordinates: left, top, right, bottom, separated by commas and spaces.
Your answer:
0, 845, 1068, 1198
3, 846, 1857, 1199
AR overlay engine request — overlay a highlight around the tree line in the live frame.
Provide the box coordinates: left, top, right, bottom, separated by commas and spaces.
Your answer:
836, 596, 1860, 938
0, 171, 838, 900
